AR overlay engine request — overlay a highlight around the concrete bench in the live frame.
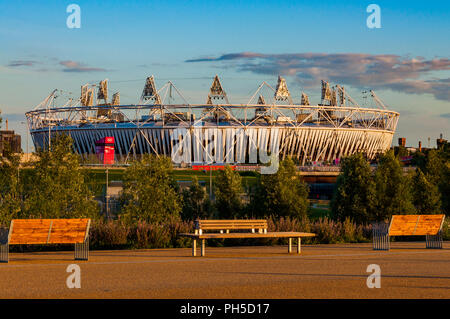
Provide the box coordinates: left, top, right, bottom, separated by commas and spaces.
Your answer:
179, 219, 316, 256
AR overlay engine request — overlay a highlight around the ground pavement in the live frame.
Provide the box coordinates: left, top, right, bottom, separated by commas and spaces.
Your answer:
0, 242, 449, 299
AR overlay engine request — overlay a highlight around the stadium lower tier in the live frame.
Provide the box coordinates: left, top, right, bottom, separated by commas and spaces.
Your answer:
30, 126, 394, 165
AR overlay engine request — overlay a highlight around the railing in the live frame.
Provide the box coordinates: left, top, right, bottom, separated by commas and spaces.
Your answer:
298, 166, 341, 172
26, 103, 400, 132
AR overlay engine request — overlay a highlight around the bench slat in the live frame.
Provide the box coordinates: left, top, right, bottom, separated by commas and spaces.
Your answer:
8, 235, 50, 245
199, 223, 267, 226
196, 219, 268, 231
180, 231, 316, 239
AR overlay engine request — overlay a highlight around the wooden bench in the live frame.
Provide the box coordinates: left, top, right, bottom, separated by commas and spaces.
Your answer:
0, 218, 91, 263
372, 214, 445, 250
179, 219, 316, 256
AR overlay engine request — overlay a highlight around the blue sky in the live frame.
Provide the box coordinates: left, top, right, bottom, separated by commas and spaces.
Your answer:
0, 0, 449, 150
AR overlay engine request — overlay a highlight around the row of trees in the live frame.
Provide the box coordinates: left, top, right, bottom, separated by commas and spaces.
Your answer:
0, 134, 448, 227
0, 134, 311, 226
179, 148, 449, 224
332, 149, 448, 223
0, 135, 98, 226
121, 154, 311, 224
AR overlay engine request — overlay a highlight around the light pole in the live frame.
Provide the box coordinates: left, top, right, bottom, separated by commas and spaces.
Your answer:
106, 167, 110, 220
209, 166, 212, 200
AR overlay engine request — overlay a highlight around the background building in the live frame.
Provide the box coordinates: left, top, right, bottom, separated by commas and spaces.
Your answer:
26, 76, 399, 166
0, 120, 21, 155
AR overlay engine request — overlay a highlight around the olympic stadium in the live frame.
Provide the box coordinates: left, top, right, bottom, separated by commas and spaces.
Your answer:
25, 75, 399, 166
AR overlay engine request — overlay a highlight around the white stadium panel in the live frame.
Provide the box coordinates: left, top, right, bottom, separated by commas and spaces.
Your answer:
29, 125, 395, 165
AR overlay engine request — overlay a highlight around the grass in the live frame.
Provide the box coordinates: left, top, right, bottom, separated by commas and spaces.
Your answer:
85, 168, 260, 196
309, 200, 331, 220
309, 206, 331, 220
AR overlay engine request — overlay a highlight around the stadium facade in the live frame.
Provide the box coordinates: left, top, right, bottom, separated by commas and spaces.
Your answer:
25, 75, 399, 166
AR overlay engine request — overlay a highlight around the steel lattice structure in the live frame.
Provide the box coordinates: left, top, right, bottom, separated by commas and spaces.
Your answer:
25, 76, 399, 165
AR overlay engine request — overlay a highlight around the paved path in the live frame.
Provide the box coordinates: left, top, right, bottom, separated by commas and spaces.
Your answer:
0, 242, 449, 298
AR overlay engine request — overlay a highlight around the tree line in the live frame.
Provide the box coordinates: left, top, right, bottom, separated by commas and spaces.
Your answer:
331, 149, 448, 223
0, 134, 448, 227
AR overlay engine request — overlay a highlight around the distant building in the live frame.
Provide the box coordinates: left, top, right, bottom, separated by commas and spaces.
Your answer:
0, 120, 22, 155
437, 134, 447, 149
393, 135, 447, 160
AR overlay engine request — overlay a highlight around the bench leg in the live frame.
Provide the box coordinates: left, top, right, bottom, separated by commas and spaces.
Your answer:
297, 237, 301, 254
288, 238, 292, 253
426, 232, 443, 249
376, 234, 389, 250
373, 233, 390, 251
192, 239, 197, 257
0, 244, 8, 263
372, 223, 389, 251
75, 238, 89, 261
201, 239, 205, 257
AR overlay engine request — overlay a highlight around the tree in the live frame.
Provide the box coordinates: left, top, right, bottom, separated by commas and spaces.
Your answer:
331, 153, 376, 224
440, 165, 450, 216
373, 150, 415, 220
214, 166, 243, 218
423, 149, 447, 215
412, 169, 441, 213
119, 154, 181, 223
250, 157, 309, 219
23, 134, 99, 219
394, 145, 409, 158
438, 141, 450, 162
424, 149, 445, 185
0, 149, 22, 226
181, 176, 211, 221
411, 151, 426, 170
